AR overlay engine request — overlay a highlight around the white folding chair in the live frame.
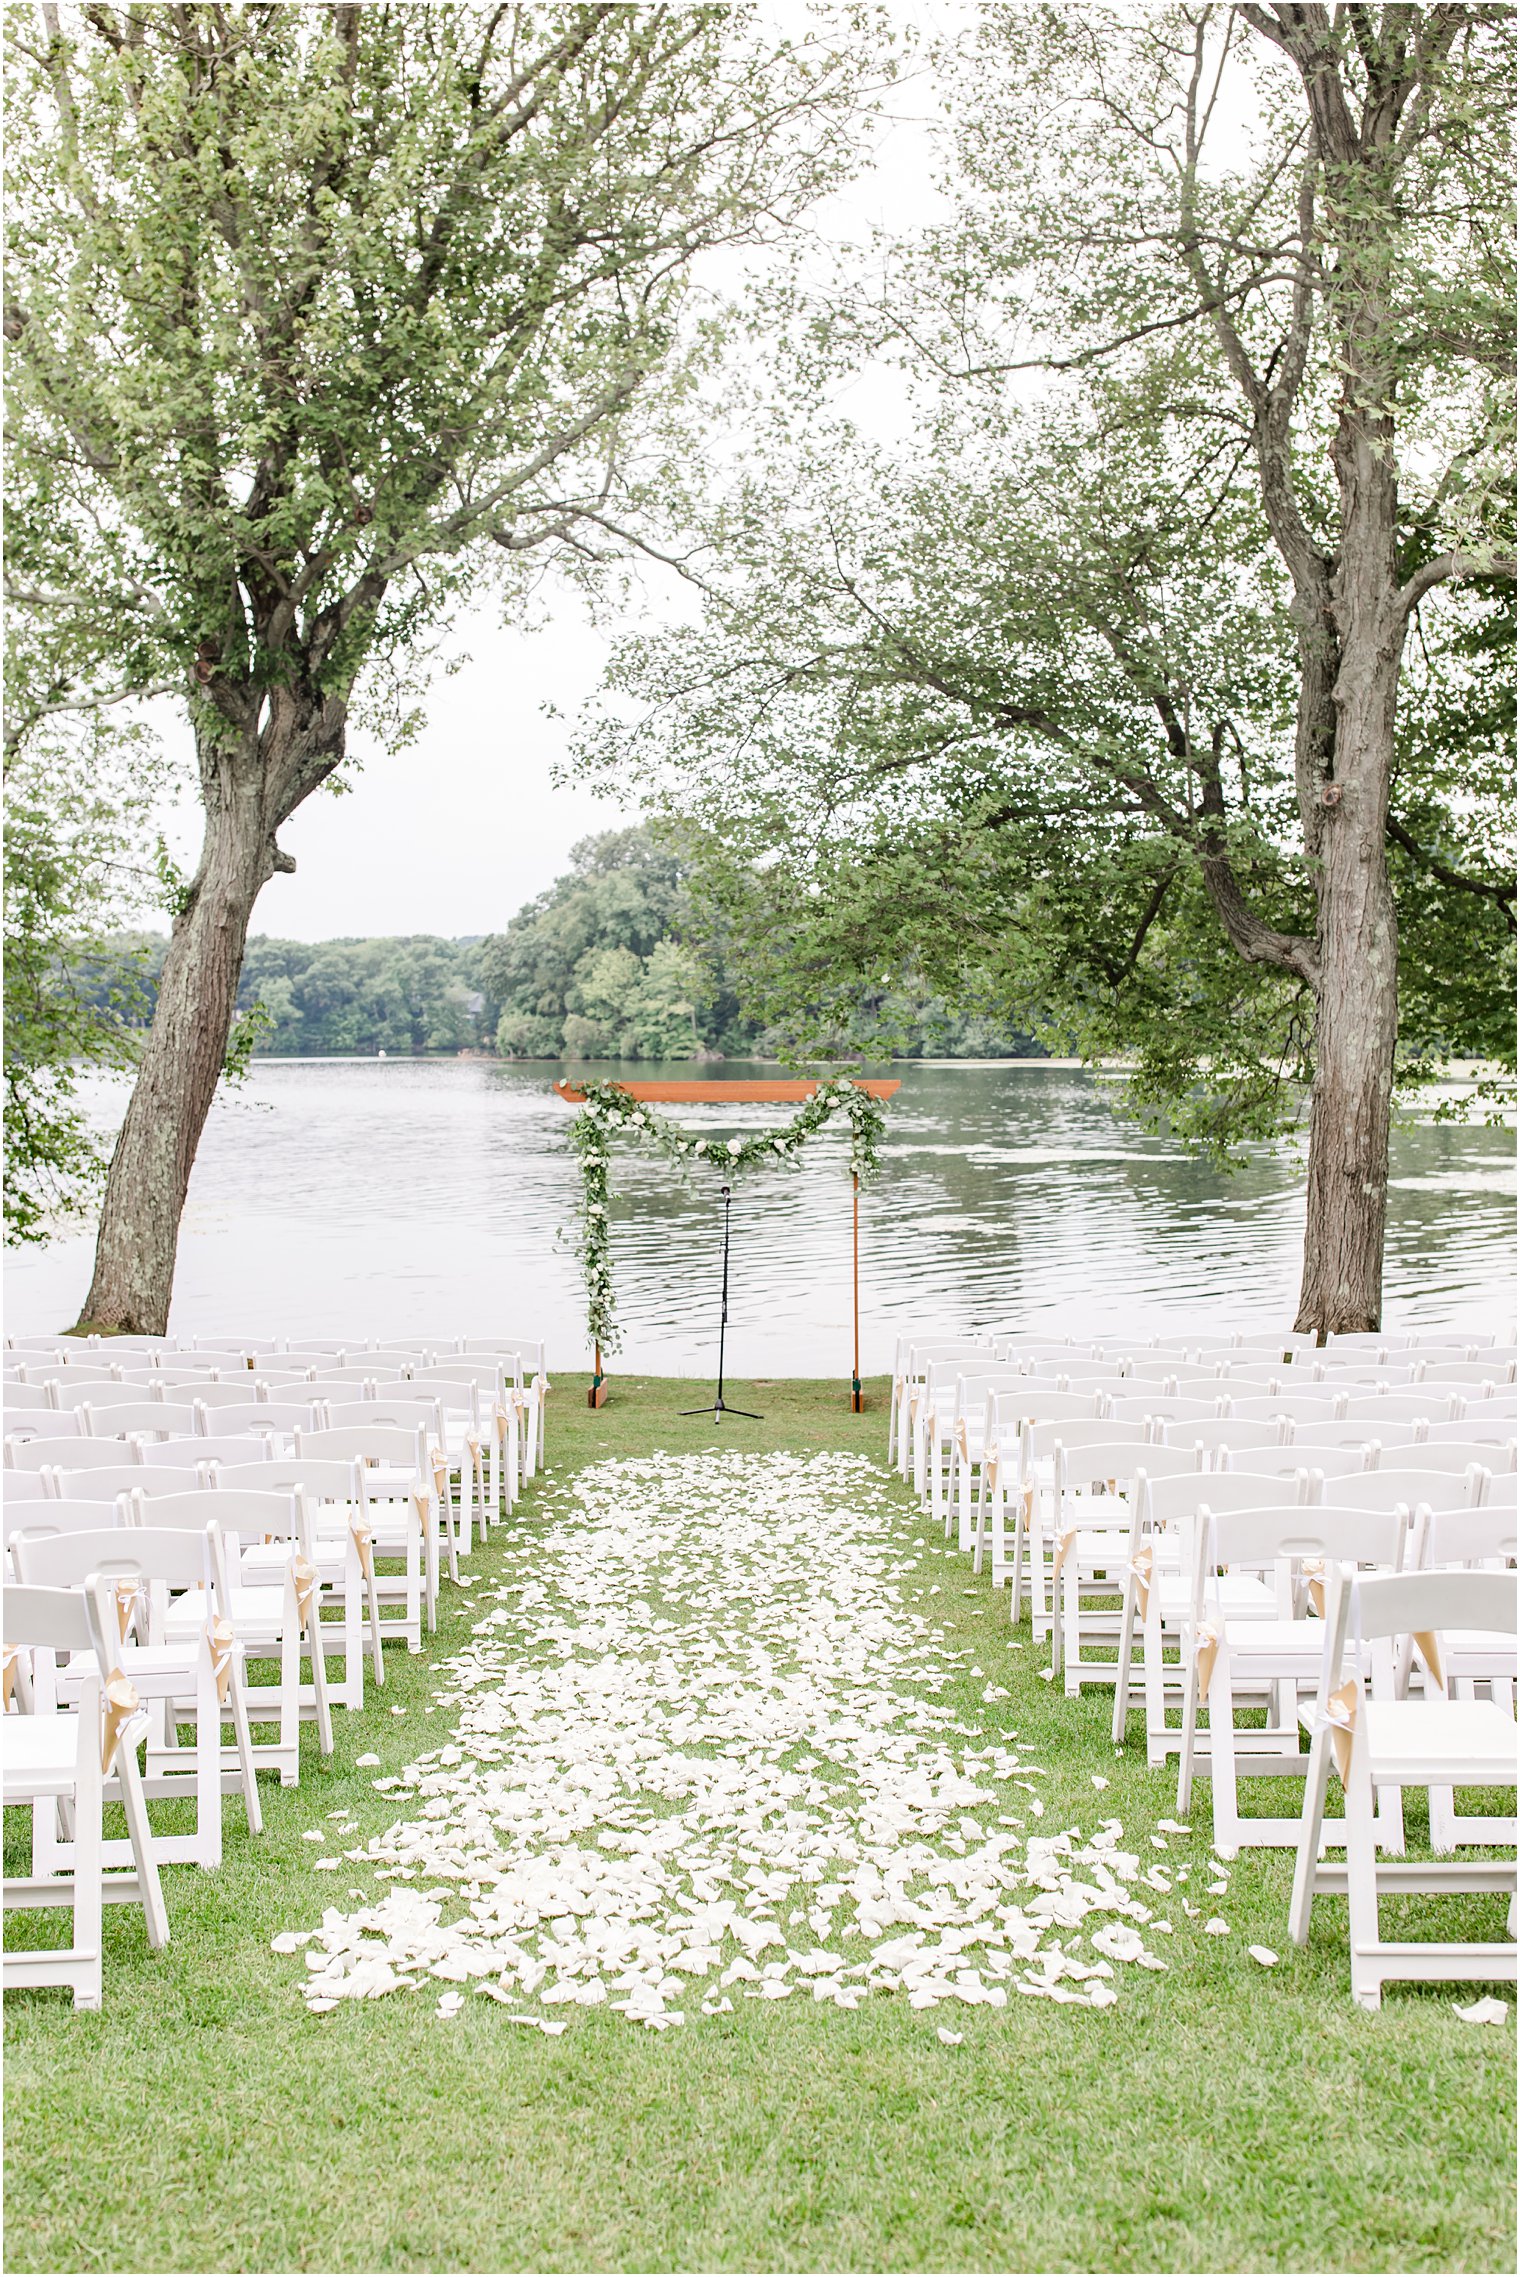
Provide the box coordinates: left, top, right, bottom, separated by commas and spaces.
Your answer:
13, 1524, 264, 1867
454, 1338, 547, 1473
407, 1367, 502, 1539
887, 1337, 988, 1467
1049, 1440, 1202, 1694
212, 1455, 383, 1704
1177, 1505, 1407, 1858
970, 1388, 1108, 1597
1289, 1565, 1517, 2009
1016, 1416, 1151, 1638
3, 1580, 170, 2008
325, 1399, 460, 1584
294, 1423, 436, 1649
143, 1488, 334, 1784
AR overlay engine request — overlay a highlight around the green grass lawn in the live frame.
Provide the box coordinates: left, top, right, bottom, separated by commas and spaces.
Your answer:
4, 1377, 1515, 2274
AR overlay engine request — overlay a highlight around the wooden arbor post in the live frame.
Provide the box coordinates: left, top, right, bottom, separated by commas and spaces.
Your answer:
554, 1077, 900, 1410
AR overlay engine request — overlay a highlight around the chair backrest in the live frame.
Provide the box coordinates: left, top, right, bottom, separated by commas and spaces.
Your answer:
1337, 1391, 1463, 1424
1221, 1443, 1367, 1485
1418, 1414, 1518, 1449
1341, 1565, 1518, 1646
197, 1400, 325, 1435
85, 1400, 201, 1441
1145, 1469, 1304, 1530
52, 1378, 161, 1413
455, 1336, 544, 1370
1420, 1506, 1520, 1567
1032, 1357, 1131, 1386
13, 1523, 211, 1593
126, 1355, 229, 1378
254, 1367, 320, 1387
1023, 1415, 1148, 1460
1374, 1438, 1517, 1475
1415, 1360, 1516, 1388
7, 1435, 143, 1473
1207, 1504, 1406, 1571
294, 1423, 428, 1476
1478, 1468, 1518, 1511
1107, 1394, 1229, 1427
325, 1399, 441, 1436
1056, 1439, 1199, 1493
1283, 1417, 1381, 1453
272, 1350, 358, 1370
157, 1380, 252, 1407
3, 1497, 123, 1545
32, 1363, 124, 1386
5, 1410, 83, 1445
408, 1366, 501, 1399
1176, 1419, 1284, 1458
1, 1581, 94, 1652
49, 1464, 192, 1502
302, 1364, 385, 1383
1226, 1393, 1346, 1425
988, 1388, 1104, 1436
191, 1337, 283, 1356
1325, 1467, 1478, 1515
1, 1382, 55, 1411
134, 1485, 303, 1540
212, 1455, 362, 1504
152, 1433, 274, 1469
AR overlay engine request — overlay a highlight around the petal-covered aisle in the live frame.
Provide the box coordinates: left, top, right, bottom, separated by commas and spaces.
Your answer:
278, 1449, 1202, 2026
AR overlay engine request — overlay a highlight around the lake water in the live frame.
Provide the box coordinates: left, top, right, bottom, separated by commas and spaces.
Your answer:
6, 1058, 1514, 1376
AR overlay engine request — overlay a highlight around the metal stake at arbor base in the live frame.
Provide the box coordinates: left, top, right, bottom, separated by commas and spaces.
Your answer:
681, 1184, 762, 1423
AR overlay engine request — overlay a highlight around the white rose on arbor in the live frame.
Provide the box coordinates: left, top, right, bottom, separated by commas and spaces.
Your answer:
727, 1136, 745, 1156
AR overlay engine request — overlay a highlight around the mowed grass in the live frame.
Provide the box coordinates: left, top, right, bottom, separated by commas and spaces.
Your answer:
4, 1376, 1515, 2274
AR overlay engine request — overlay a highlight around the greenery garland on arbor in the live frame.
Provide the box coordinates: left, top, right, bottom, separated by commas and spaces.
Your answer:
565, 1077, 888, 1357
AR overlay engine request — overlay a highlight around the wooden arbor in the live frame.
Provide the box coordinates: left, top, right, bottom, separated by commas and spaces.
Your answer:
553, 1078, 901, 1409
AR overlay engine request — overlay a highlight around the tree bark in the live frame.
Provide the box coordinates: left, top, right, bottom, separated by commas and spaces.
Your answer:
75, 713, 331, 1333
1294, 366, 1404, 1335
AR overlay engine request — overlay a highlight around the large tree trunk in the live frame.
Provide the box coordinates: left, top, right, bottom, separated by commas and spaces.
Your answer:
77, 727, 301, 1334
1295, 797, 1399, 1335
1294, 394, 1403, 1336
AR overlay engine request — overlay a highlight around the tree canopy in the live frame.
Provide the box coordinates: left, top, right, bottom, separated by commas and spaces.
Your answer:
576, 3, 1516, 1188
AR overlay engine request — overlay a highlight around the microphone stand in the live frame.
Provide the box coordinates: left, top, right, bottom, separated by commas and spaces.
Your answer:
681, 1182, 761, 1421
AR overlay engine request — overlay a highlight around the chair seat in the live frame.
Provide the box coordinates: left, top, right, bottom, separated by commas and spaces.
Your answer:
1158, 1574, 1275, 1617
239, 1539, 346, 1586
1223, 1617, 1331, 1665
165, 1587, 301, 1645
1363, 1697, 1519, 1781
1063, 1528, 1135, 1563
2, 1714, 83, 1794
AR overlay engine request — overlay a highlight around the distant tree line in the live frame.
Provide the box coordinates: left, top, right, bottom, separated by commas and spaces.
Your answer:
73, 828, 1045, 1064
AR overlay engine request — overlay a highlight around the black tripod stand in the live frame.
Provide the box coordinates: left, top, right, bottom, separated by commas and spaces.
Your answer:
681, 1182, 762, 1422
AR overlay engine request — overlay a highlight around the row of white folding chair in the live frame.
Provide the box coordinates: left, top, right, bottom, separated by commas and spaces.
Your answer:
13, 1483, 341, 1747
11, 1513, 271, 1868
1175, 1497, 1517, 1860
976, 1403, 1514, 1626
1288, 1564, 1517, 2009
3, 1581, 171, 2010
9, 1419, 443, 1654
185, 1337, 548, 1474
888, 1338, 991, 1472
1111, 1463, 1508, 1763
